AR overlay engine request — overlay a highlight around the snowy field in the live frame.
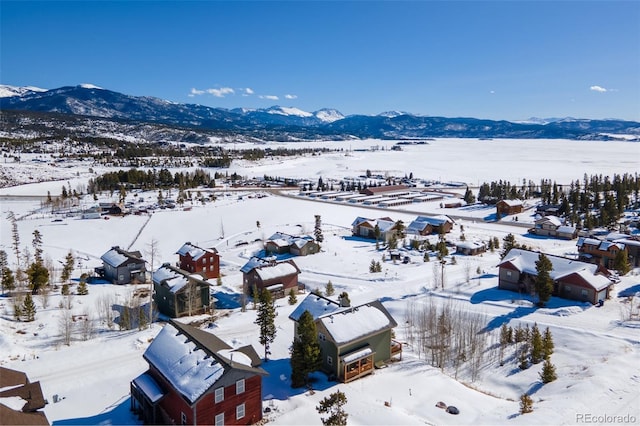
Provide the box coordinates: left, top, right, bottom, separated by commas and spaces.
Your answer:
0, 138, 639, 425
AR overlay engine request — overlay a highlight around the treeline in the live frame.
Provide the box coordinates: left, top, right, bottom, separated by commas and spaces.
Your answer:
476, 173, 639, 229
87, 168, 215, 193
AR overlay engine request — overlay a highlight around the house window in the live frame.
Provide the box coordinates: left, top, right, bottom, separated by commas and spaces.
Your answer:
327, 356, 333, 366
236, 403, 245, 420
214, 413, 224, 426
236, 378, 245, 394
506, 271, 512, 277
318, 332, 326, 341
203, 258, 207, 265
565, 285, 571, 293
215, 386, 224, 403
581, 289, 588, 297
181, 412, 187, 425
118, 274, 124, 282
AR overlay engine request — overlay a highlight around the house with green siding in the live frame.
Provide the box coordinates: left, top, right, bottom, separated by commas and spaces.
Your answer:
289, 293, 401, 383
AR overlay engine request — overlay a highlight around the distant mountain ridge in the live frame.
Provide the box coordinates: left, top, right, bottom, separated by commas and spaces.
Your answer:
1, 84, 638, 141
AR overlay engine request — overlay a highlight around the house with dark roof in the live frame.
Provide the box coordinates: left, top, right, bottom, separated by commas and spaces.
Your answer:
130, 320, 267, 426
240, 257, 301, 299
153, 263, 213, 318
577, 237, 628, 269
289, 294, 401, 383
176, 242, 220, 280
264, 232, 320, 257
96, 246, 147, 285
0, 367, 49, 425
497, 248, 614, 304
360, 184, 409, 196
351, 217, 401, 243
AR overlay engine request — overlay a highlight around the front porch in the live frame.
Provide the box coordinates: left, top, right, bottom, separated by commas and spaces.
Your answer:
341, 346, 375, 383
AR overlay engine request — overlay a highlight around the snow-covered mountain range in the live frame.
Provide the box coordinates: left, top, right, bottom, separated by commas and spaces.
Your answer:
1, 84, 638, 141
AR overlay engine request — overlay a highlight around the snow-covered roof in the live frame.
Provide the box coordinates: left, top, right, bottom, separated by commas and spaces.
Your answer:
143, 324, 225, 403
538, 215, 563, 227
176, 242, 216, 260
320, 303, 396, 346
240, 256, 270, 273
153, 264, 207, 293
289, 294, 342, 322
498, 199, 523, 206
100, 246, 143, 267
255, 262, 299, 280
414, 215, 453, 226
498, 248, 612, 290
341, 346, 373, 363
456, 241, 486, 250
557, 225, 576, 234
132, 373, 164, 403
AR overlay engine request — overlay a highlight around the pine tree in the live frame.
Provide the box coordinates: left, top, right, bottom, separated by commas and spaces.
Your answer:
77, 280, 89, 296
32, 230, 44, 265
22, 293, 36, 322
2, 267, 15, 293
316, 390, 348, 426
61, 283, 70, 296
314, 215, 324, 243
500, 233, 516, 259
539, 358, 557, 383
518, 343, 530, 370
60, 251, 75, 283
530, 323, 544, 364
612, 250, 631, 276
290, 310, 322, 388
26, 262, 48, 295
369, 259, 377, 273
254, 289, 277, 361
325, 280, 335, 296
534, 253, 554, 306
519, 393, 533, 414
288, 288, 297, 305
542, 327, 554, 359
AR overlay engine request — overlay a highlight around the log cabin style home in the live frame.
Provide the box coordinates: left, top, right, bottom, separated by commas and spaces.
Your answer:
497, 248, 614, 305
130, 321, 267, 425
405, 215, 454, 236
351, 216, 401, 243
289, 294, 401, 383
153, 263, 213, 318
240, 257, 301, 299
176, 242, 220, 280
264, 232, 320, 256
96, 246, 147, 285
496, 199, 524, 216
0, 367, 49, 425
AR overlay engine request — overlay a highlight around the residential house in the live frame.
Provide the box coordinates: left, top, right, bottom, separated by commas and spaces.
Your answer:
406, 215, 454, 236
455, 241, 487, 256
529, 215, 577, 239
577, 237, 628, 269
351, 217, 401, 243
496, 199, 524, 216
536, 204, 561, 217
130, 320, 267, 425
96, 246, 147, 285
497, 248, 614, 304
240, 257, 301, 299
607, 235, 640, 267
0, 367, 49, 425
264, 232, 320, 257
289, 294, 401, 383
153, 263, 213, 318
176, 242, 220, 280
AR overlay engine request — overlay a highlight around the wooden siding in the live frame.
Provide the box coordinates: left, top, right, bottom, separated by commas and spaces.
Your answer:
179, 252, 220, 280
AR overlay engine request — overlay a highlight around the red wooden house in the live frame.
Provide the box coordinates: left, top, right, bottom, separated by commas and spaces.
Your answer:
176, 242, 220, 280
240, 257, 301, 299
131, 320, 267, 425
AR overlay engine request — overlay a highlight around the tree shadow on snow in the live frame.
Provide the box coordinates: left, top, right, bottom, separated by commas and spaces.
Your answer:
618, 283, 640, 298
260, 358, 335, 402
484, 306, 537, 332
470, 287, 532, 305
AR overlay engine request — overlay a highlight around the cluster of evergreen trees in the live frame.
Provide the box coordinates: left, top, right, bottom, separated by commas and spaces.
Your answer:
87, 167, 216, 193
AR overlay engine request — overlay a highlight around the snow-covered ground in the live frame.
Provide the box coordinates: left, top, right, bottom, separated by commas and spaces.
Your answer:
1, 138, 639, 425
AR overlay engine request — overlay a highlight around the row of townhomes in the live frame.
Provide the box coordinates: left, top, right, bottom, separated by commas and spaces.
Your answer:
351, 214, 454, 242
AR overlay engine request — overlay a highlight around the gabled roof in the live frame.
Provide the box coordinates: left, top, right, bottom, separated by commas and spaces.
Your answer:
153, 263, 209, 293
176, 242, 217, 260
143, 321, 266, 405
100, 246, 144, 267
536, 215, 563, 227
498, 248, 613, 291
497, 199, 524, 206
240, 257, 300, 279
290, 294, 397, 346
319, 300, 398, 346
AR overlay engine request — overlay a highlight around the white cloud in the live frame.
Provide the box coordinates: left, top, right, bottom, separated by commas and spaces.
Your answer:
189, 88, 205, 97
206, 87, 235, 97
243, 88, 254, 95
590, 85, 607, 93
285, 94, 298, 99
260, 95, 279, 100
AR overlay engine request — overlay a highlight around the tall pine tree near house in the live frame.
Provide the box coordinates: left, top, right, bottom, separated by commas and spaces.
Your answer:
254, 289, 277, 361
542, 327, 554, 359
22, 293, 36, 322
60, 251, 75, 283
534, 253, 554, 306
612, 249, 631, 276
290, 310, 322, 388
530, 323, 544, 364
500, 233, 516, 259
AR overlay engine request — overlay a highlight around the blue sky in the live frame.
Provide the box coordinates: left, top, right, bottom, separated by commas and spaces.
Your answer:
1, 1, 639, 121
